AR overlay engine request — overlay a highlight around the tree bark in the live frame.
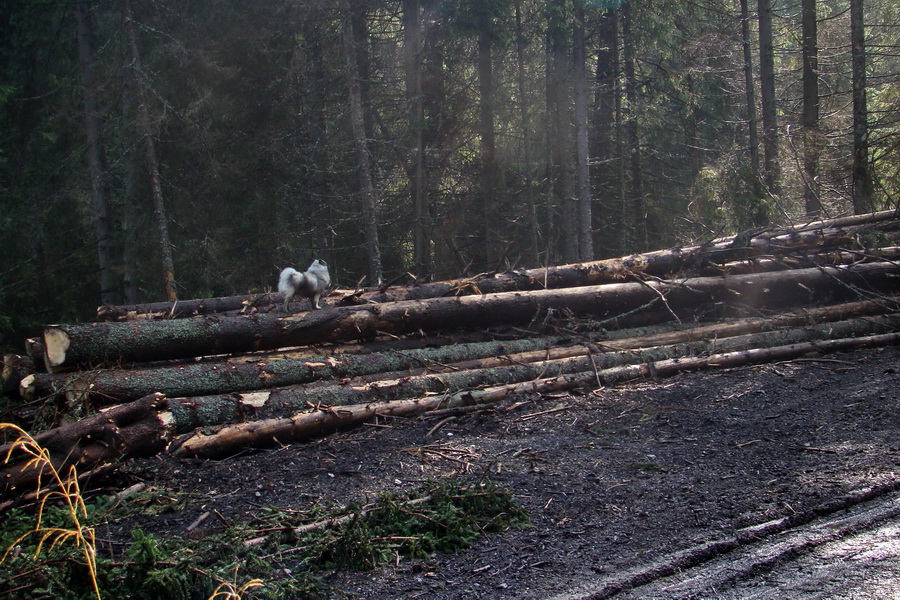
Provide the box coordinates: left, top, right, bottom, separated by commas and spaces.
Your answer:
573, 0, 593, 262
850, 0, 875, 214
515, 0, 540, 267
547, 0, 577, 263
622, 3, 646, 249
74, 0, 117, 306
95, 210, 900, 321
757, 0, 781, 198
155, 312, 900, 433
42, 261, 900, 371
342, 0, 382, 285
403, 0, 429, 277
27, 294, 899, 407
123, 0, 177, 301
170, 331, 900, 459
0, 394, 171, 503
801, 0, 821, 216
23, 335, 568, 405
476, 5, 499, 271
593, 8, 619, 256
739, 0, 765, 226
2, 354, 33, 396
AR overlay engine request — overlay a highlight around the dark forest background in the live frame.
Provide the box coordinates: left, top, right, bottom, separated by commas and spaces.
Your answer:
1, 0, 898, 348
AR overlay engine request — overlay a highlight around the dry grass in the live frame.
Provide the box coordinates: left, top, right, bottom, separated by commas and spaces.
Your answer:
1, 422, 101, 600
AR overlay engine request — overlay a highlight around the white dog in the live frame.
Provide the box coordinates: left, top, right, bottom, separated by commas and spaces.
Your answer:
278, 259, 331, 311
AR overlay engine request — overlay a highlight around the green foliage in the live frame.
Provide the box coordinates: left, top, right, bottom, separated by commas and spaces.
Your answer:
1, 478, 527, 599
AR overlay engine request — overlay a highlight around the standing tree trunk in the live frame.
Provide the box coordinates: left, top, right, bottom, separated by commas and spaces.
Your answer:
739, 0, 767, 227
573, 0, 593, 262
342, 0, 382, 285
850, 0, 874, 214
757, 0, 781, 199
547, 0, 577, 263
403, 0, 429, 277
592, 9, 618, 257
515, 0, 540, 266
74, 0, 116, 306
801, 0, 822, 216
622, 3, 646, 250
123, 0, 177, 301
477, 6, 499, 271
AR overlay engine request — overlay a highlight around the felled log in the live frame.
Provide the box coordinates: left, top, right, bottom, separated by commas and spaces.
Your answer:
4, 322, 897, 500
96, 292, 282, 321
43, 261, 900, 371
0, 394, 170, 502
169, 332, 900, 458
703, 246, 900, 277
162, 313, 900, 433
2, 354, 33, 395
95, 210, 900, 321
22, 336, 566, 405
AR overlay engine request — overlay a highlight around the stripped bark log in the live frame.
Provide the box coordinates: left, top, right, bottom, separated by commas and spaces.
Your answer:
0, 394, 171, 502
169, 332, 900, 458
43, 262, 900, 371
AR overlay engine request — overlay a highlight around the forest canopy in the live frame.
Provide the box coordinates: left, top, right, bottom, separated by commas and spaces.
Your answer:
1, 0, 898, 348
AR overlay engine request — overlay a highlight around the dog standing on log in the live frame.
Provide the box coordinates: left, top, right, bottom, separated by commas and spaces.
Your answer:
278, 259, 331, 311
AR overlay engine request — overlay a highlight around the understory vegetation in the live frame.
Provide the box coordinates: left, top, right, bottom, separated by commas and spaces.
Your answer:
0, 472, 527, 599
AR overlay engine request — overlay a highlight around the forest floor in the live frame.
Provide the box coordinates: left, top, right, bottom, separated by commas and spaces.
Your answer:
113, 343, 900, 599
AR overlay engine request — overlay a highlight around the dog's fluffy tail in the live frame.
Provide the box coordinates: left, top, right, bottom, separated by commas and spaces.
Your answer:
278, 267, 302, 296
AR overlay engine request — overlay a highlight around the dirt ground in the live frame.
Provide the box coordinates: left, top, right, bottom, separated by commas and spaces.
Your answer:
117, 343, 900, 599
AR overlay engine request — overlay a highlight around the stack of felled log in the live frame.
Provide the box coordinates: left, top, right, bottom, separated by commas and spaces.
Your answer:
2, 210, 900, 505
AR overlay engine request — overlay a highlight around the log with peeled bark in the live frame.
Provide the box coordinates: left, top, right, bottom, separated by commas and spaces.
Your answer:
160, 313, 900, 434
169, 331, 900, 458
23, 297, 899, 406
44, 261, 900, 371
0, 394, 171, 503
95, 210, 900, 321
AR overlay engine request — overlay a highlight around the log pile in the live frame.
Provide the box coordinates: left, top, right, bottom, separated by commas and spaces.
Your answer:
2, 210, 900, 506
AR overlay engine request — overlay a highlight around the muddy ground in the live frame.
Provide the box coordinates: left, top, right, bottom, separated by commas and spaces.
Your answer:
116, 344, 900, 599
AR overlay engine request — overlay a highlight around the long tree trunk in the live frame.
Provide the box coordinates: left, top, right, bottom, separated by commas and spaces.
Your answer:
593, 9, 619, 256
169, 331, 900, 459
74, 0, 117, 306
27, 298, 899, 406
403, 0, 429, 277
547, 0, 577, 263
757, 0, 781, 199
342, 0, 382, 285
42, 261, 900, 370
850, 0, 875, 214
801, 0, 822, 216
739, 0, 766, 227
515, 0, 540, 266
123, 0, 176, 301
622, 3, 646, 250
573, 0, 593, 262
94, 209, 900, 320
477, 6, 499, 271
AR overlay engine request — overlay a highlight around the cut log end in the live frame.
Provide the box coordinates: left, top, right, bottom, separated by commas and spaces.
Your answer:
43, 327, 72, 372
